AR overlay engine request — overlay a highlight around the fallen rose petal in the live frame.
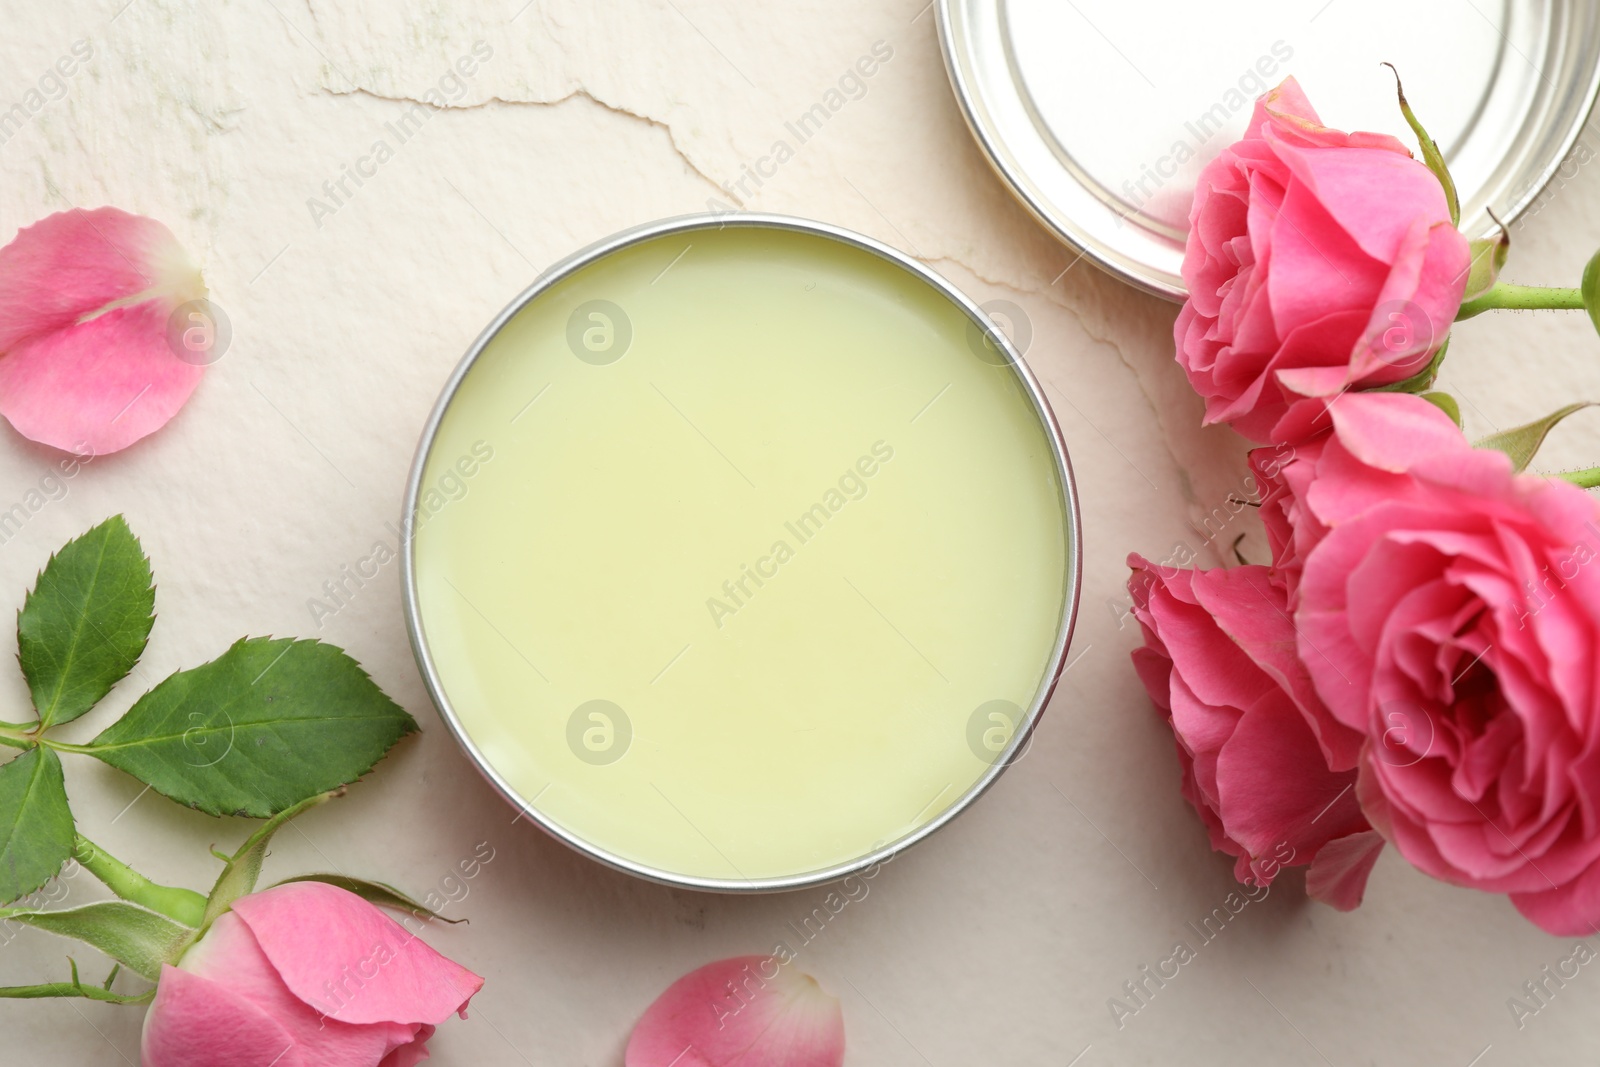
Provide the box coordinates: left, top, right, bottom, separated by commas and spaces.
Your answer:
626, 956, 844, 1067
0, 207, 209, 454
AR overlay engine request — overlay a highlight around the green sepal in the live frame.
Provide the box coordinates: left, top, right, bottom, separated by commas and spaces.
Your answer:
0, 747, 76, 906
1475, 402, 1596, 471
17, 516, 155, 729
202, 790, 339, 929
1463, 234, 1510, 303
1419, 391, 1462, 426
1, 901, 194, 980
1384, 62, 1459, 225
1370, 338, 1450, 394
272, 874, 463, 923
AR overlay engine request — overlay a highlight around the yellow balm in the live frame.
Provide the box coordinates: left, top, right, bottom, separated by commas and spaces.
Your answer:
407, 218, 1077, 889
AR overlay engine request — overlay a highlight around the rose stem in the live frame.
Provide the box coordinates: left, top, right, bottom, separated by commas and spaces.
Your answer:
1457, 283, 1585, 320
72, 836, 207, 927
1554, 466, 1600, 489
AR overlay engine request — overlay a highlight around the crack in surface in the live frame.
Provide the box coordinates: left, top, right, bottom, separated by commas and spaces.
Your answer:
320, 82, 729, 197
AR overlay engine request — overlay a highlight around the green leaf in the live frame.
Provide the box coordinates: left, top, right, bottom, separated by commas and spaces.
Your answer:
18, 516, 154, 729
202, 791, 338, 929
1462, 235, 1510, 303
0, 747, 75, 905
83, 638, 416, 817
3, 901, 193, 980
1475, 402, 1597, 471
272, 874, 463, 923
1420, 391, 1461, 426
1582, 248, 1600, 339
1384, 62, 1458, 225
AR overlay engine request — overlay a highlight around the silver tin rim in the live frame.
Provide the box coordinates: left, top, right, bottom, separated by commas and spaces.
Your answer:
401, 212, 1084, 893
937, 0, 1600, 301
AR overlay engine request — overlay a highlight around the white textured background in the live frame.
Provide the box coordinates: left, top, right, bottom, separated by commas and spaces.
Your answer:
3, 2, 1600, 1064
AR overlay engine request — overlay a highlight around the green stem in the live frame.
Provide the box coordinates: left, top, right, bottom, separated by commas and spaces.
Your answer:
0, 980, 152, 1004
0, 722, 39, 750
1555, 466, 1600, 489
73, 837, 207, 928
0, 957, 151, 1004
39, 738, 98, 754
1457, 283, 1585, 320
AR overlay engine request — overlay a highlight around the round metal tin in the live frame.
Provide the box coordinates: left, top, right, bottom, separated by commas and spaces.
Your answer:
401, 213, 1083, 892
938, 0, 1600, 299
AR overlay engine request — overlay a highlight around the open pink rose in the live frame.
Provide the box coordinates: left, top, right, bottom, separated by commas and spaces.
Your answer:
1176, 77, 1470, 444
1294, 392, 1600, 934
1128, 555, 1382, 908
0, 207, 213, 454
142, 882, 483, 1067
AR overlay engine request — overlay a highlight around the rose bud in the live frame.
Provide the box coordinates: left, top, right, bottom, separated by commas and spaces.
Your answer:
141, 881, 482, 1067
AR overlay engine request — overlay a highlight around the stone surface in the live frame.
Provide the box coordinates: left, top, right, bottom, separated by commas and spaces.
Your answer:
1, 2, 1599, 1063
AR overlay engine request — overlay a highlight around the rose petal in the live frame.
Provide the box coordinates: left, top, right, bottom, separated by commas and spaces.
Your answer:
0, 207, 208, 453
1268, 142, 1453, 267
0, 301, 202, 454
625, 956, 845, 1067
229, 881, 483, 1027
1306, 829, 1385, 910
379, 1027, 437, 1067
1324, 391, 1468, 473
1190, 565, 1328, 726
1257, 77, 1412, 157
142, 965, 307, 1067
0, 207, 181, 348
1510, 861, 1600, 937
181, 910, 428, 1065
1214, 688, 1368, 878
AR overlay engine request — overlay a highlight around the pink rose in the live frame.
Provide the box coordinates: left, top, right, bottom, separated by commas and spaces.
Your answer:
1128, 555, 1383, 908
1251, 437, 1328, 607
1293, 392, 1600, 934
142, 882, 483, 1067
1176, 77, 1470, 444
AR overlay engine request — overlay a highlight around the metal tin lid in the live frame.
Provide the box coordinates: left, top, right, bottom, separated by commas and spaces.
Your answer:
938, 0, 1600, 299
